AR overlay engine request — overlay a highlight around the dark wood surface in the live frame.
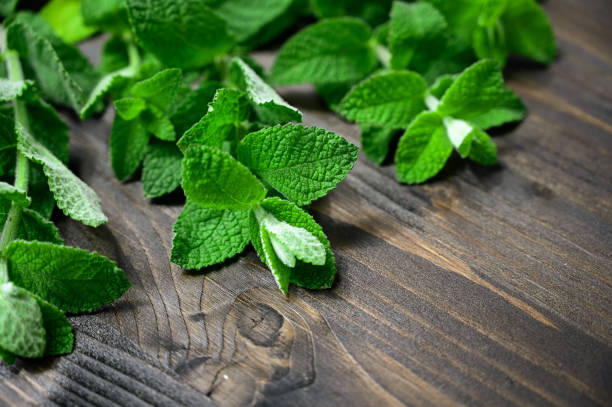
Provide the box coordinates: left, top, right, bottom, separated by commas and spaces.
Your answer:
1, 1, 611, 406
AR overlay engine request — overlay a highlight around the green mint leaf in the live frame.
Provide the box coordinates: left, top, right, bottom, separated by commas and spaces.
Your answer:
177, 89, 250, 152
472, 21, 508, 65
100, 36, 129, 74
169, 81, 222, 136
114, 97, 147, 120
7, 240, 130, 313
437, 60, 526, 129
254, 206, 326, 268
213, 0, 294, 43
389, 1, 448, 71
0, 181, 30, 207
17, 124, 108, 227
501, 0, 556, 64
81, 0, 129, 32
18, 208, 64, 244
34, 295, 73, 356
40, 0, 97, 43
126, 0, 235, 69
311, 0, 392, 26
142, 105, 176, 141
271, 17, 378, 85
28, 165, 56, 219
339, 71, 427, 128
142, 141, 182, 198
249, 198, 335, 294
0, 346, 16, 365
131, 68, 182, 111
182, 144, 266, 210
24, 95, 70, 164
360, 124, 396, 166
0, 0, 18, 17
428, 75, 455, 99
0, 78, 34, 103
419, 0, 482, 43
443, 116, 474, 154
171, 201, 250, 269
81, 71, 132, 119
6, 21, 85, 111
230, 57, 302, 124
315, 81, 355, 112
238, 124, 358, 206
0, 282, 45, 358
110, 115, 150, 180
467, 127, 498, 165
395, 111, 452, 184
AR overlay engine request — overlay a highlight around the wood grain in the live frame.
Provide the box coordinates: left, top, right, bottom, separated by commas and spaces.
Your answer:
1, 0, 611, 405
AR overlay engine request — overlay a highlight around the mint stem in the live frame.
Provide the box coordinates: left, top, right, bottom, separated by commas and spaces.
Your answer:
374, 44, 391, 69
0, 44, 30, 283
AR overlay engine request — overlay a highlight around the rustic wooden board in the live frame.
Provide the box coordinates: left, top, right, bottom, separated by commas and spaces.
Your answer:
1, 0, 611, 406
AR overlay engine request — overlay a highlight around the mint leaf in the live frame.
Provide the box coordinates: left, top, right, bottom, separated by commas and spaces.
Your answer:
0, 182, 30, 207
249, 198, 335, 294
81, 0, 129, 32
0, 78, 34, 103
114, 97, 147, 120
100, 36, 129, 74
467, 127, 497, 165
171, 202, 250, 269
420, 0, 482, 43
40, 0, 97, 43
0, 346, 15, 365
142, 105, 176, 141
311, 0, 392, 25
238, 124, 358, 206
501, 0, 556, 64
28, 165, 56, 219
360, 124, 396, 165
24, 95, 70, 163
254, 206, 326, 268
182, 144, 266, 210
142, 141, 182, 198
271, 18, 378, 85
131, 68, 182, 111
6, 21, 86, 111
213, 0, 294, 42
230, 57, 302, 124
472, 22, 508, 65
18, 208, 64, 244
126, 0, 235, 69
0, 282, 45, 358
7, 240, 130, 313
339, 71, 427, 128
34, 295, 73, 355
428, 75, 455, 99
110, 115, 150, 180
389, 2, 448, 71
395, 111, 452, 184
81, 71, 132, 119
0, 0, 18, 17
169, 81, 222, 136
177, 89, 250, 151
437, 60, 526, 129
17, 124, 107, 227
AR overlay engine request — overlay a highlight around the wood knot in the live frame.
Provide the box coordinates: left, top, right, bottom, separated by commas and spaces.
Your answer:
237, 303, 284, 347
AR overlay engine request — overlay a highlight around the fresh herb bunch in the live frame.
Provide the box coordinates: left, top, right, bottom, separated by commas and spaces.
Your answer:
271, 0, 556, 183
0, 9, 130, 364
74, 0, 359, 294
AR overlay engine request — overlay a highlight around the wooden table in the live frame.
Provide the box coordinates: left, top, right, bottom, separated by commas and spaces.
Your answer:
1, 1, 611, 406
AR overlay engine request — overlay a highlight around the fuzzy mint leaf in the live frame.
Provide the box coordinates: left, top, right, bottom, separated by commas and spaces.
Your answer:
7, 240, 130, 313
436, 60, 525, 129
339, 71, 427, 128
24, 95, 70, 164
249, 198, 335, 294
230, 57, 302, 124
271, 17, 378, 85
142, 105, 176, 141
34, 295, 73, 355
0, 181, 30, 207
213, 0, 294, 43
0, 78, 34, 103
80, 70, 133, 119
6, 21, 85, 111
238, 124, 358, 206
466, 127, 498, 165
16, 124, 108, 227
171, 201, 250, 269
142, 141, 182, 198
177, 89, 250, 152
126, 0, 235, 69
81, 0, 129, 32
110, 115, 150, 180
182, 144, 266, 210
311, 0, 392, 26
395, 111, 452, 184
169, 81, 221, 136
0, 192, 63, 244
0, 282, 45, 358
0, 0, 18, 17
114, 97, 147, 120
131, 69, 182, 111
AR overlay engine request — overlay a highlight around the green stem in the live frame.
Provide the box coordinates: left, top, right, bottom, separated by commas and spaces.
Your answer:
126, 41, 141, 71
374, 44, 391, 69
0, 49, 30, 283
